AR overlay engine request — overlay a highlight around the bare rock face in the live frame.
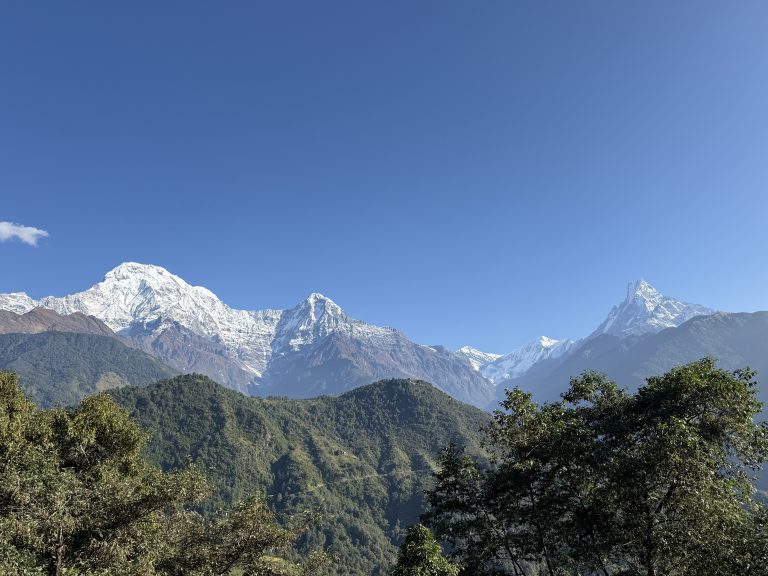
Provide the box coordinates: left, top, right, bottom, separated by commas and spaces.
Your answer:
0, 308, 116, 337
123, 319, 262, 395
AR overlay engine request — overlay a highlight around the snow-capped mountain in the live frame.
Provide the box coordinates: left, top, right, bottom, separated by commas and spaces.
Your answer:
0, 263, 494, 406
0, 292, 36, 314
591, 280, 715, 338
2, 263, 282, 378
458, 280, 715, 393
480, 280, 719, 404
0, 266, 718, 408
478, 336, 577, 384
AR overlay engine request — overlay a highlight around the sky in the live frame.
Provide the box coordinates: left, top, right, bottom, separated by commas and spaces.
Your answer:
2, 1, 767, 353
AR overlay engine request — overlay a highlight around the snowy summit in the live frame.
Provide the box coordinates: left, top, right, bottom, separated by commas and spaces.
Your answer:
591, 279, 715, 338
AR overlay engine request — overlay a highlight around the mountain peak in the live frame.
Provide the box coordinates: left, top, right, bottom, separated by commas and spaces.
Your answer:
625, 279, 663, 307
299, 292, 344, 320
305, 291, 338, 306
307, 291, 330, 300
628, 278, 654, 296
105, 261, 170, 279
268, 292, 353, 353
538, 335, 559, 348
593, 280, 714, 338
0, 292, 36, 314
101, 262, 210, 297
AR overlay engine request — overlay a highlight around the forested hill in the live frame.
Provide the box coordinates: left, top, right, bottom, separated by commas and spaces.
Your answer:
109, 375, 490, 576
0, 332, 177, 408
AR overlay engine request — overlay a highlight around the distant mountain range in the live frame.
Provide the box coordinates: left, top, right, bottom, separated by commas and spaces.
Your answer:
0, 263, 495, 405
509, 311, 768, 406
2, 262, 766, 410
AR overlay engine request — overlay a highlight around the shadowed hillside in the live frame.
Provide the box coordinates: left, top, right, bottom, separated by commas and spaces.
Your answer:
0, 332, 178, 408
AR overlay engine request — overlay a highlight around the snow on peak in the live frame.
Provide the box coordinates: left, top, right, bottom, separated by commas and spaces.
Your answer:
0, 262, 283, 376
106, 261, 172, 280
277, 293, 348, 346
0, 262, 408, 378
455, 346, 502, 371
0, 292, 37, 315
303, 292, 344, 320
592, 280, 714, 338
31, 262, 230, 333
629, 278, 655, 296
538, 335, 559, 348
480, 336, 576, 384
273, 292, 399, 352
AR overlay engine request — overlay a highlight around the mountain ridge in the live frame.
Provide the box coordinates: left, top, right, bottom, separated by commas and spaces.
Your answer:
0, 263, 495, 405
0, 263, 720, 406
0, 308, 116, 337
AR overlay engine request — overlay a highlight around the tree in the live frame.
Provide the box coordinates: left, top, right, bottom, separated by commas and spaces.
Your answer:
0, 371, 329, 575
424, 358, 768, 575
391, 524, 459, 576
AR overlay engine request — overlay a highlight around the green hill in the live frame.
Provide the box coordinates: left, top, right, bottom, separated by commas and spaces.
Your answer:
109, 375, 489, 575
0, 331, 178, 408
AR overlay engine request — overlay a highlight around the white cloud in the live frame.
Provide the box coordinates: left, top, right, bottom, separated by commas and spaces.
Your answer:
0, 221, 50, 246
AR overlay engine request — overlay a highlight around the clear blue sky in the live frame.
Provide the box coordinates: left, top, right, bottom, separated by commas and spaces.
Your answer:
2, 1, 767, 352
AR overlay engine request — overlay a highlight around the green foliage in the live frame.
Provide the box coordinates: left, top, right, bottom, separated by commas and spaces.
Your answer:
0, 371, 328, 575
0, 332, 177, 408
390, 525, 459, 576
425, 358, 768, 575
109, 375, 490, 575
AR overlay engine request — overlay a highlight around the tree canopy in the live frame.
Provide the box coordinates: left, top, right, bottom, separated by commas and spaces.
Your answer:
0, 371, 328, 575
390, 524, 459, 576
423, 358, 768, 575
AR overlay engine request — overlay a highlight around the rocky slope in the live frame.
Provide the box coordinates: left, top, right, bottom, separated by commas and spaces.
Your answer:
0, 308, 115, 337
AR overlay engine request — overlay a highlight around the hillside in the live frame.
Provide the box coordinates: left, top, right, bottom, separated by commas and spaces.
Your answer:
110, 375, 490, 575
0, 331, 178, 407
